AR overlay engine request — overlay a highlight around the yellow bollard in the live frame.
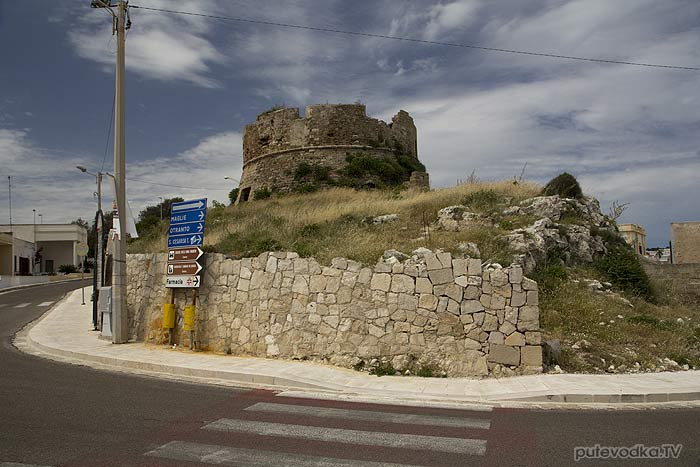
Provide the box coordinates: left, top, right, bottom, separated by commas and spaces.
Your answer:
183, 305, 195, 331
162, 303, 175, 329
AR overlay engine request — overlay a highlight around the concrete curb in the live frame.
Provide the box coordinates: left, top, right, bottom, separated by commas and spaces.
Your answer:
0, 277, 88, 295
15, 289, 700, 410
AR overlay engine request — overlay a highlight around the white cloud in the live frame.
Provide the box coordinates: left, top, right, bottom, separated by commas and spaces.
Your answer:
0, 128, 241, 225
424, 1, 482, 40
68, 0, 227, 88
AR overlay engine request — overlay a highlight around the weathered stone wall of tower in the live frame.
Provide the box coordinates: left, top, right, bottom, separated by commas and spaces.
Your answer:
237, 104, 426, 201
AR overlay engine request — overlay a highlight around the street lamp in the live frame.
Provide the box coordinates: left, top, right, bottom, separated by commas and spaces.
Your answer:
38, 214, 43, 224
223, 176, 239, 182
77, 165, 116, 331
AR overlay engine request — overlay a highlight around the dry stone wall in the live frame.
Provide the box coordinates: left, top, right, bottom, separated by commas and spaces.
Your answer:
127, 250, 542, 377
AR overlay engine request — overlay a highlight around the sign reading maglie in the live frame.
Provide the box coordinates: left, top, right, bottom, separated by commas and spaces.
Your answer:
166, 198, 207, 288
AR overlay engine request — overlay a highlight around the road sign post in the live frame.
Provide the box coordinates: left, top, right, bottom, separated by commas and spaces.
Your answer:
166, 198, 207, 290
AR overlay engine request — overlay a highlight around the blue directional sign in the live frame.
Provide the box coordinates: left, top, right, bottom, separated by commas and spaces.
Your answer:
168, 198, 207, 249
169, 221, 204, 236
168, 233, 203, 248
171, 198, 206, 213
170, 209, 205, 225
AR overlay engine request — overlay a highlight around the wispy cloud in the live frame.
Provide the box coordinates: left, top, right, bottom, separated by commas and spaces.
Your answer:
68, 0, 227, 88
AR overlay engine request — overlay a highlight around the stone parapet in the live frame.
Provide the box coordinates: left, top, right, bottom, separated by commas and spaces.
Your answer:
127, 250, 542, 377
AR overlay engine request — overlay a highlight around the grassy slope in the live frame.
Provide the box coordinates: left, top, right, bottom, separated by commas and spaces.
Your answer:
129, 182, 699, 372
129, 181, 540, 265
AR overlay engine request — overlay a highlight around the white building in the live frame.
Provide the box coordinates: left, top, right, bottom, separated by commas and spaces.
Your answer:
0, 224, 88, 276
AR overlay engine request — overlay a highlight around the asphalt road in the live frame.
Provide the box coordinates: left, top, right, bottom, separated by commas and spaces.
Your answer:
0, 281, 698, 466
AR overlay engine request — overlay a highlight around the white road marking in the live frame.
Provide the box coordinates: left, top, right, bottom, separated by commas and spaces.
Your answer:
246, 402, 491, 429
204, 419, 487, 455
13, 303, 31, 308
37, 302, 54, 307
146, 441, 427, 467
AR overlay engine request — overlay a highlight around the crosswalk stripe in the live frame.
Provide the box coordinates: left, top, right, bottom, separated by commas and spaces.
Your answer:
204, 419, 487, 455
37, 302, 54, 307
13, 303, 31, 308
146, 441, 427, 467
245, 402, 491, 429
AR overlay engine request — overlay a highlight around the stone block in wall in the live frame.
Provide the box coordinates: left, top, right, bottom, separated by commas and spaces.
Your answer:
415, 277, 433, 294
518, 306, 539, 331
371, 273, 391, 292
488, 344, 521, 366
521, 345, 543, 367
428, 268, 453, 285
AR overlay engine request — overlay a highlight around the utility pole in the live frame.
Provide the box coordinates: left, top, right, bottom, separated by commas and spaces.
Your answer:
91, 0, 130, 343
112, 0, 129, 344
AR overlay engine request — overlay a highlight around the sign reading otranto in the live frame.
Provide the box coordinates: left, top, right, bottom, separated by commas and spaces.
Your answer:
166, 198, 206, 288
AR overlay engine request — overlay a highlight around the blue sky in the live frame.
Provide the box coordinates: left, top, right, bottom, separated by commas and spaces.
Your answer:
1, 0, 698, 247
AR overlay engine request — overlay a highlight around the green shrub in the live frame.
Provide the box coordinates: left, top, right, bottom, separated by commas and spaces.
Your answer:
369, 361, 396, 376
340, 153, 423, 188
626, 314, 660, 326
294, 162, 313, 179
58, 264, 78, 274
461, 189, 504, 213
295, 163, 332, 184
216, 230, 282, 257
253, 187, 272, 200
531, 246, 569, 293
595, 245, 653, 300
543, 172, 583, 199
296, 183, 318, 193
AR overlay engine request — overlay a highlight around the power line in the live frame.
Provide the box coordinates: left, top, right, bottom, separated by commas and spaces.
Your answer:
127, 176, 231, 191
130, 5, 700, 71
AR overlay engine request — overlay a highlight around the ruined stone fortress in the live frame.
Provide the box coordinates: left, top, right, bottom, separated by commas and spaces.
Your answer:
236, 103, 429, 202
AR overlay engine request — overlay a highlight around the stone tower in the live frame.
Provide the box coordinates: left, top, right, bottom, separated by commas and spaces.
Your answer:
236, 104, 429, 202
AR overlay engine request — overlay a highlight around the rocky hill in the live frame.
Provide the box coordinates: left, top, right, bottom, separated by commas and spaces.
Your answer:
128, 178, 699, 375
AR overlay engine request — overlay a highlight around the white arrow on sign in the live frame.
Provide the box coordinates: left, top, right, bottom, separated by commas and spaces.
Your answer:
198, 211, 205, 220
172, 200, 205, 212
197, 223, 203, 232
190, 234, 202, 244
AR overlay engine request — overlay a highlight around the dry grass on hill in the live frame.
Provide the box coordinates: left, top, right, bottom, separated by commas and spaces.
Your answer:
129, 181, 541, 265
128, 180, 700, 373
540, 272, 700, 372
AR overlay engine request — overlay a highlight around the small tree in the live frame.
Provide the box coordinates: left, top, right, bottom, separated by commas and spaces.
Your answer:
228, 188, 239, 205
542, 172, 583, 199
58, 264, 77, 274
608, 200, 629, 221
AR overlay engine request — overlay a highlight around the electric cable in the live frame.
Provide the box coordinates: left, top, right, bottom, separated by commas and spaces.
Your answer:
130, 5, 700, 71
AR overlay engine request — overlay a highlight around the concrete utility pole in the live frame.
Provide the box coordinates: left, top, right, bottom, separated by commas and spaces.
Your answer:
92, 0, 130, 343
112, 0, 128, 344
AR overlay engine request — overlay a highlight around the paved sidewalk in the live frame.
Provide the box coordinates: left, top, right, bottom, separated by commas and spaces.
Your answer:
16, 288, 700, 406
